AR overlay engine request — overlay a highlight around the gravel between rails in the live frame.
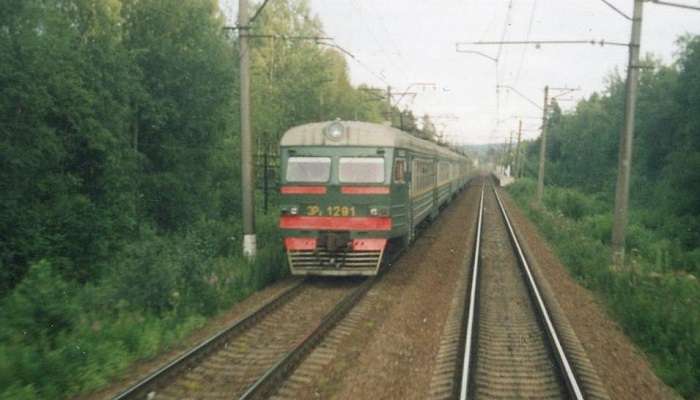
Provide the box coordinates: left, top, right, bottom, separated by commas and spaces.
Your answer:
471, 188, 567, 398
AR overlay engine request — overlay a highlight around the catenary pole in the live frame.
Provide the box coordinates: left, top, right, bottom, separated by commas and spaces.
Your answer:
240, 0, 256, 259
386, 86, 392, 123
507, 130, 514, 175
536, 85, 549, 205
515, 119, 523, 177
612, 0, 644, 267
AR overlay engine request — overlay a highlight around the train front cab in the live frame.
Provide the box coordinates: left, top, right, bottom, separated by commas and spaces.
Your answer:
279, 146, 408, 276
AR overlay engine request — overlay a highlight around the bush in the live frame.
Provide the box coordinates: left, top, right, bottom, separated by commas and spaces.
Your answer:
0, 214, 287, 399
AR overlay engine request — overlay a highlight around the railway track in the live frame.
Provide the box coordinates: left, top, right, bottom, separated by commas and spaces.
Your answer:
113, 276, 374, 400
454, 183, 607, 399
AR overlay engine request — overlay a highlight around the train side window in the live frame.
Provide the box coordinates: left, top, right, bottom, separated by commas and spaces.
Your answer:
394, 159, 406, 183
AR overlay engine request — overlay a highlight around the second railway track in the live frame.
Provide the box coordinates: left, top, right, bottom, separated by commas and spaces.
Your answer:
114, 276, 374, 400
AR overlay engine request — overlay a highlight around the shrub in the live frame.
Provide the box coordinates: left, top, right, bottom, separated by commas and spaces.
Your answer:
0, 214, 287, 399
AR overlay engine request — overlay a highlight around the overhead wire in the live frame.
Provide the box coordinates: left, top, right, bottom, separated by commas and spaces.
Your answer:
348, 0, 403, 87
491, 0, 516, 145
362, 1, 412, 84
513, 0, 538, 87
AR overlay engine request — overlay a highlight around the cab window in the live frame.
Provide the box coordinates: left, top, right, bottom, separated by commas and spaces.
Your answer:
285, 156, 331, 182
339, 157, 385, 183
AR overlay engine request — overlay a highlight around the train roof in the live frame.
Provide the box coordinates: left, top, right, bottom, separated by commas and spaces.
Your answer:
280, 121, 467, 161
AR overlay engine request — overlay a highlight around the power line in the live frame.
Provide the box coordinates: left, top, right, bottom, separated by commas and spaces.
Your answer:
460, 39, 630, 47
495, 0, 515, 62
362, 1, 412, 83
513, 0, 538, 86
599, 0, 633, 20
349, 0, 406, 84
318, 40, 391, 86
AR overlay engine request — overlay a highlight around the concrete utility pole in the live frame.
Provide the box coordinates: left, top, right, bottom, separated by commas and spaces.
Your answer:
239, 0, 256, 259
612, 0, 644, 267
536, 85, 549, 205
386, 86, 392, 123
514, 119, 523, 177
507, 130, 514, 175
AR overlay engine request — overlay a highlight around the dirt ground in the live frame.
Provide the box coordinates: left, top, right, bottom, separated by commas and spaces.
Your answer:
305, 185, 482, 400
499, 189, 680, 400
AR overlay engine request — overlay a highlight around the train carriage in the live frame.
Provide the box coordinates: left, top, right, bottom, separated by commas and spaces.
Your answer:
278, 120, 472, 276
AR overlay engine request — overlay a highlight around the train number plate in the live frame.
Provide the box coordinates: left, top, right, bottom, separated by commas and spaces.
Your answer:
306, 205, 357, 217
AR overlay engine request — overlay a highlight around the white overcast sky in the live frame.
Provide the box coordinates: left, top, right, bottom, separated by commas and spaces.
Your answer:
222, 1, 700, 144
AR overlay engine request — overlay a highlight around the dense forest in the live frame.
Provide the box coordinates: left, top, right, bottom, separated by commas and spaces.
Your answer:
512, 35, 700, 397
0, 0, 427, 397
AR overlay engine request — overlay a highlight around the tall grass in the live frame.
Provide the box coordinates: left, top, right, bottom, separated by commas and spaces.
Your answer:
507, 179, 700, 398
0, 213, 287, 399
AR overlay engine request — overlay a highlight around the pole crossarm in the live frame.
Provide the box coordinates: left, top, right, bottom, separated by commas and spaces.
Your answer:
316, 41, 355, 58
649, 0, 700, 11
599, 0, 633, 19
249, 0, 271, 24
458, 39, 630, 48
392, 82, 436, 108
245, 34, 333, 41
455, 45, 499, 62
497, 85, 543, 111
550, 87, 581, 100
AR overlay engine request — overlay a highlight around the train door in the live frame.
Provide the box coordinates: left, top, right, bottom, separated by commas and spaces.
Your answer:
394, 151, 412, 244
431, 157, 439, 219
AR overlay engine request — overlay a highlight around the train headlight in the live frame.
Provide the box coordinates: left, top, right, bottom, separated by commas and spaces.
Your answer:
324, 121, 345, 141
369, 206, 388, 216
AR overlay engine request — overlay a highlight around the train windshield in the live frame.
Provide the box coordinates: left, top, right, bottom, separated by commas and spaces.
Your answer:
338, 157, 385, 183
286, 157, 331, 182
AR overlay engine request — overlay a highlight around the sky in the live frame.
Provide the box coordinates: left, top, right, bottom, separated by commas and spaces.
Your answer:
222, 0, 700, 144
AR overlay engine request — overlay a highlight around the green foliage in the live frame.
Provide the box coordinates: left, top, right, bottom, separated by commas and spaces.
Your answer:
0, 215, 287, 399
519, 37, 700, 273
508, 179, 700, 397
0, 0, 377, 398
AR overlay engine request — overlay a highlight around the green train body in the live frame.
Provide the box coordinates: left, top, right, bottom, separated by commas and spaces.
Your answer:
278, 121, 473, 276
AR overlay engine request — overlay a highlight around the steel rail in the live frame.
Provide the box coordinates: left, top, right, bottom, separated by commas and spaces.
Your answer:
239, 277, 376, 400
458, 184, 485, 400
492, 186, 584, 400
112, 279, 306, 400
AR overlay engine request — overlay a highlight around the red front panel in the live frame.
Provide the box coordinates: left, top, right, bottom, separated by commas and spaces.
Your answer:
351, 238, 387, 251
284, 237, 317, 250
280, 216, 392, 231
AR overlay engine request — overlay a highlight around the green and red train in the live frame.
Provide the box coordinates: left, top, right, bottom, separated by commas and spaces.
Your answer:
278, 120, 473, 276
